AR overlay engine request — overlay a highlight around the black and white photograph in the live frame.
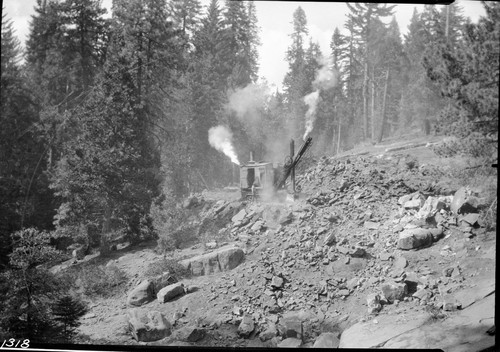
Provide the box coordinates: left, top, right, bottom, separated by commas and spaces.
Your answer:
1, 0, 497, 350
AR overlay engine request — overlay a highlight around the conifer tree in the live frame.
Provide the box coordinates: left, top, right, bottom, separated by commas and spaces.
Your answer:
52, 295, 87, 342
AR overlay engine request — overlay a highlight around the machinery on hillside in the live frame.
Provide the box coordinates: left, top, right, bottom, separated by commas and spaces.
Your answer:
239, 137, 313, 200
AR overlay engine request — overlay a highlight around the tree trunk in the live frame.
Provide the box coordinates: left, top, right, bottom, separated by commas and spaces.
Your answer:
377, 69, 390, 143
370, 71, 376, 140
100, 205, 113, 256
362, 61, 369, 140
337, 115, 342, 155
445, 5, 450, 42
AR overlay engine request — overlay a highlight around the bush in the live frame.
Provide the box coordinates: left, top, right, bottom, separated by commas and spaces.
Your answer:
150, 189, 199, 253
58, 264, 127, 298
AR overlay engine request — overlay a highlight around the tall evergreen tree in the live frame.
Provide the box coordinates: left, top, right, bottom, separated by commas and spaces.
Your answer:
346, 3, 395, 140
423, 2, 499, 159
51, 0, 182, 251
283, 6, 310, 139
1, 13, 56, 267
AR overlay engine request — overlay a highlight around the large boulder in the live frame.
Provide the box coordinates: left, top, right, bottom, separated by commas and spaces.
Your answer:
281, 310, 313, 340
416, 196, 449, 219
313, 332, 340, 348
450, 187, 484, 215
127, 309, 171, 342
157, 283, 185, 303
397, 228, 434, 250
237, 315, 255, 338
277, 338, 302, 348
127, 280, 155, 307
339, 311, 429, 348
381, 282, 407, 303
171, 325, 206, 342
179, 246, 245, 276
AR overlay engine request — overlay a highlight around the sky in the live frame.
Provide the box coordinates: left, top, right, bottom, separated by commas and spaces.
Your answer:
3, 0, 487, 90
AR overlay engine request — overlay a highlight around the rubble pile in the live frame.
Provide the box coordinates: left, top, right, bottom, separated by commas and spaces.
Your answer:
115, 151, 495, 348
173, 153, 493, 347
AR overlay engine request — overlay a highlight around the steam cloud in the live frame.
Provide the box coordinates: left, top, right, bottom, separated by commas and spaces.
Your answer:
208, 125, 240, 165
227, 83, 269, 121
303, 56, 338, 140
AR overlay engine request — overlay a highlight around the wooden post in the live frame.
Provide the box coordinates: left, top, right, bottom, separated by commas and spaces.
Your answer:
290, 139, 295, 195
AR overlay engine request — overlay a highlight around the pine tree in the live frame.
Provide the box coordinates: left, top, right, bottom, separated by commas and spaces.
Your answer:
346, 3, 395, 140
51, 0, 184, 252
422, 2, 499, 159
283, 6, 310, 139
1, 12, 56, 267
51, 295, 87, 342
0, 228, 62, 342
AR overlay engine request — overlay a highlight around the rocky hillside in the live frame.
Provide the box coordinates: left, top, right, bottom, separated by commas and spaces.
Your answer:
71, 139, 496, 350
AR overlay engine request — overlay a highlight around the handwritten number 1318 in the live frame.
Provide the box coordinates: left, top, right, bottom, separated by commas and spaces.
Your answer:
1, 339, 30, 348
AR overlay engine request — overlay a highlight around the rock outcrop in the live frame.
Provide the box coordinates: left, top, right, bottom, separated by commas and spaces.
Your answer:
180, 245, 245, 276
127, 309, 171, 342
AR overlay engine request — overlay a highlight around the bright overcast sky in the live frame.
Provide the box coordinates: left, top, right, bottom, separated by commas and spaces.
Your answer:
4, 0, 486, 90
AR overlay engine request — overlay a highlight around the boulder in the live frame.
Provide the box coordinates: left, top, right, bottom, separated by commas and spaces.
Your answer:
251, 220, 265, 232
179, 246, 245, 276
394, 256, 408, 269
260, 323, 278, 341
127, 280, 155, 307
271, 276, 284, 289
364, 221, 380, 230
171, 325, 205, 342
323, 232, 337, 246
313, 332, 340, 348
278, 338, 302, 348
443, 295, 461, 311
281, 310, 312, 340
381, 282, 407, 303
127, 309, 171, 342
397, 228, 433, 250
151, 273, 177, 294
232, 209, 247, 223
349, 246, 366, 258
450, 187, 479, 214
157, 283, 185, 303
339, 311, 429, 348
379, 252, 392, 261
366, 293, 382, 314
403, 199, 422, 210
460, 213, 480, 226
417, 196, 448, 219
413, 288, 432, 301
237, 315, 255, 338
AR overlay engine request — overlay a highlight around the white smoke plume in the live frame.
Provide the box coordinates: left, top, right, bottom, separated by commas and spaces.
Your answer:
227, 83, 269, 122
303, 91, 320, 140
208, 125, 240, 165
303, 56, 338, 140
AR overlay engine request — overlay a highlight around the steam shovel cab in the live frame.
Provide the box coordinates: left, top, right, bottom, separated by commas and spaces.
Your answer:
239, 160, 277, 200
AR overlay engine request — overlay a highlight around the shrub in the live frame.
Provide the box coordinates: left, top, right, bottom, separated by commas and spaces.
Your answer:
58, 264, 127, 298
150, 188, 199, 253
